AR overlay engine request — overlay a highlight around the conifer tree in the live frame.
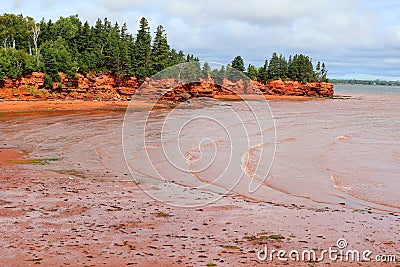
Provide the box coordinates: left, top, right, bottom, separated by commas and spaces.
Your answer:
151, 25, 170, 74
315, 61, 321, 81
231, 55, 245, 72
246, 64, 258, 80
202, 61, 211, 78
278, 54, 287, 80
268, 52, 280, 80
133, 17, 152, 78
321, 62, 328, 82
257, 59, 268, 83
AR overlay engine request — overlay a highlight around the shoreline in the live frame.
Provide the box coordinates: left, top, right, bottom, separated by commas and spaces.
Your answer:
0, 96, 326, 114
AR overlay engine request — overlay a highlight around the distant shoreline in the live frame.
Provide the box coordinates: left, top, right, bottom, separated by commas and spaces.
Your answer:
331, 80, 400, 86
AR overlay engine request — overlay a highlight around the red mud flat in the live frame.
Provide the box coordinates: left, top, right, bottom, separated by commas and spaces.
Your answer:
0, 163, 399, 266
0, 97, 399, 266
0, 149, 23, 165
0, 100, 131, 113
0, 96, 322, 114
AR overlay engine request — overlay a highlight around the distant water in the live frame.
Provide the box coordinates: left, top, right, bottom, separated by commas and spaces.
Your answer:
334, 84, 400, 95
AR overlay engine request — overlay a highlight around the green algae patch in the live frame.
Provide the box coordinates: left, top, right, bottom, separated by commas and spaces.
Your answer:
10, 158, 59, 165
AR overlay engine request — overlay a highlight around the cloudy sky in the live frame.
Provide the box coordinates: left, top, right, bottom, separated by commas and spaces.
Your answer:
2, 0, 400, 80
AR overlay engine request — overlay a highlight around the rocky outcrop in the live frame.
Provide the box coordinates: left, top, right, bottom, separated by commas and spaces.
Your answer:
265, 80, 334, 97
0, 72, 140, 101
0, 72, 334, 101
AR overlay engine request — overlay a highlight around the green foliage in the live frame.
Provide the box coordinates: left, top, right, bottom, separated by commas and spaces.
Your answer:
267, 52, 280, 80
41, 37, 76, 79
231, 55, 245, 72
257, 60, 268, 83
11, 157, 58, 165
221, 245, 239, 249
179, 60, 201, 83
133, 17, 152, 78
202, 61, 211, 78
287, 54, 315, 83
43, 74, 54, 89
28, 85, 39, 96
151, 25, 170, 74
330, 79, 400, 85
246, 64, 258, 80
0, 48, 35, 80
0, 14, 192, 81
229, 55, 246, 81
210, 65, 226, 84
259, 234, 285, 240
229, 53, 327, 83
0, 14, 31, 50
0, 13, 328, 85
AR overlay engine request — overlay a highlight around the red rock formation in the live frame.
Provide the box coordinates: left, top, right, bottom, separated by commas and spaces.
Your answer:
0, 73, 334, 101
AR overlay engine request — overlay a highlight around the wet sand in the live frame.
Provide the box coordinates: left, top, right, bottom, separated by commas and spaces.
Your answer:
0, 96, 399, 266
0, 100, 136, 113
0, 96, 321, 113
0, 148, 23, 165
0, 153, 398, 266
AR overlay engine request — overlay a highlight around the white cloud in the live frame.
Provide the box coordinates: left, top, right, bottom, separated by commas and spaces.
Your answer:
2, 0, 400, 79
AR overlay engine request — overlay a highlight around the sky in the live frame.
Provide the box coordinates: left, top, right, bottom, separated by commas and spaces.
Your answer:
2, 0, 400, 80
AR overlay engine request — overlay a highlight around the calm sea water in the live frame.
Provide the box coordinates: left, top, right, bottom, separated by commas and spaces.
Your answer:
334, 84, 400, 95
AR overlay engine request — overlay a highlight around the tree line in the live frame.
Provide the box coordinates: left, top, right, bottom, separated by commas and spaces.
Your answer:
0, 13, 198, 88
0, 13, 328, 89
230, 54, 328, 83
330, 79, 400, 86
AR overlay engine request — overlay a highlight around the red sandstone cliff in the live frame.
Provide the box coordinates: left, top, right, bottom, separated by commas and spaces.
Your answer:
0, 72, 334, 101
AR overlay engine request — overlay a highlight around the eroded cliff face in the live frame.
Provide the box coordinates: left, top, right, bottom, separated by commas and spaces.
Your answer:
0, 72, 334, 101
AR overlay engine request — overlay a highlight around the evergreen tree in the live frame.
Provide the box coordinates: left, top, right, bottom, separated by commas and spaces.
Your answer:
40, 37, 76, 82
103, 22, 123, 75
288, 54, 315, 83
229, 56, 245, 81
120, 23, 134, 76
52, 15, 81, 53
151, 25, 170, 74
287, 54, 297, 80
321, 62, 328, 82
246, 64, 258, 80
210, 65, 226, 84
257, 59, 268, 83
169, 49, 179, 66
315, 61, 321, 81
231, 55, 245, 72
177, 50, 185, 62
181, 58, 201, 82
268, 52, 280, 80
202, 61, 211, 78
133, 17, 152, 78
90, 18, 106, 72
278, 54, 287, 80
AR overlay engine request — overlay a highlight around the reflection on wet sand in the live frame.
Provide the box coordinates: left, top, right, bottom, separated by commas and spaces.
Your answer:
0, 92, 399, 212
